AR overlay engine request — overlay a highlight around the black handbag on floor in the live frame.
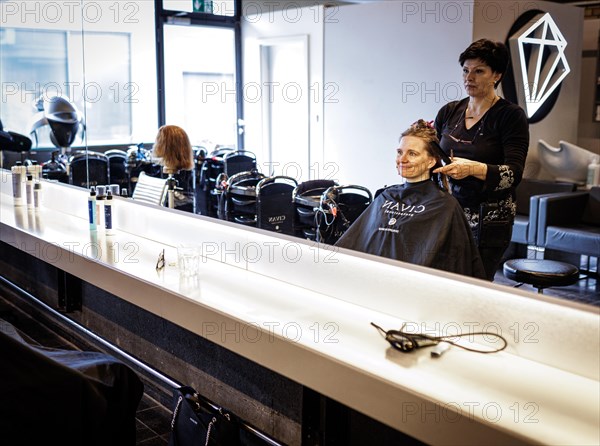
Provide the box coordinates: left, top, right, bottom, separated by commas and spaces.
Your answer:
168, 386, 241, 446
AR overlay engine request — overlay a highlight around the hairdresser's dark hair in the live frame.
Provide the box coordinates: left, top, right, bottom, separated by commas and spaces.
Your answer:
400, 119, 450, 191
459, 39, 509, 87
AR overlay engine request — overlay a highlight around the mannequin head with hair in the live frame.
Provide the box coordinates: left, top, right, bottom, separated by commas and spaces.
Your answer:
153, 125, 194, 173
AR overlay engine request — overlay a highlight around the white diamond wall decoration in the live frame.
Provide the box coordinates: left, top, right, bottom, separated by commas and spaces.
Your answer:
508, 13, 570, 118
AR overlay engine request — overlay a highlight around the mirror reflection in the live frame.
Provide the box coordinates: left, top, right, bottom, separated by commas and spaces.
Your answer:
1, 1, 597, 306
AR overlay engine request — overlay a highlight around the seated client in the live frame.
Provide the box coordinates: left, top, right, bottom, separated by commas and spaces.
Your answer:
335, 120, 486, 279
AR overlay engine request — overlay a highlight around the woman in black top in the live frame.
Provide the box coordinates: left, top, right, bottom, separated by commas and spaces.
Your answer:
434, 39, 529, 281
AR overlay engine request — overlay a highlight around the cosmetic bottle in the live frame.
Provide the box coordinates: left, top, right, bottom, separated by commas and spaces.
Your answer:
33, 181, 43, 209
88, 187, 97, 231
104, 190, 114, 235
11, 162, 26, 206
96, 185, 106, 232
25, 174, 34, 209
586, 156, 600, 189
28, 162, 43, 181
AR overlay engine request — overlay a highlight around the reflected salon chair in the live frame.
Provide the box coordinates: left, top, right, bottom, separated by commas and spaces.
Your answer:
537, 187, 600, 271
131, 171, 168, 206
105, 149, 129, 194
223, 150, 256, 177
68, 151, 109, 188
512, 178, 577, 247
256, 176, 298, 235
316, 185, 373, 244
292, 179, 338, 241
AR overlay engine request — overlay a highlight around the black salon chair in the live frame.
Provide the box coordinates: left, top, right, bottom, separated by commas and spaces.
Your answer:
0, 320, 143, 446
512, 178, 577, 247
292, 179, 338, 241
316, 185, 373, 244
256, 176, 298, 235
223, 150, 256, 177
197, 147, 233, 217
68, 151, 109, 188
537, 187, 600, 271
224, 170, 266, 226
105, 149, 129, 194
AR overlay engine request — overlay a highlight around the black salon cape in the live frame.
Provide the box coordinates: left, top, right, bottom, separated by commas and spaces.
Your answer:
335, 180, 486, 279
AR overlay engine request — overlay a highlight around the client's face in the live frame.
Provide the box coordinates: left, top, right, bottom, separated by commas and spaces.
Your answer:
396, 136, 436, 183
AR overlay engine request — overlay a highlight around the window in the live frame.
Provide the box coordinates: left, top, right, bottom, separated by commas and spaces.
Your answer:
0, 1, 157, 149
163, 25, 238, 147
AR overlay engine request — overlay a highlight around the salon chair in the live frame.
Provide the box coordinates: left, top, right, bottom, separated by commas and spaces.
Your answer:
256, 176, 298, 235
197, 147, 233, 217
316, 185, 373, 244
0, 319, 143, 446
292, 179, 338, 241
511, 178, 577, 247
222, 170, 266, 226
68, 151, 109, 188
105, 149, 129, 194
223, 150, 256, 177
537, 187, 600, 271
131, 171, 168, 206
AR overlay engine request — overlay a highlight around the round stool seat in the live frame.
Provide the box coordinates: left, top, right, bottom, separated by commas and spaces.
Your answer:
503, 259, 579, 291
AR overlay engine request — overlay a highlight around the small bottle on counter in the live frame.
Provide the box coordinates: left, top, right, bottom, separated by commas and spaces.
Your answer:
96, 185, 106, 232
25, 174, 34, 209
104, 190, 114, 236
33, 181, 43, 209
88, 187, 97, 231
11, 162, 26, 206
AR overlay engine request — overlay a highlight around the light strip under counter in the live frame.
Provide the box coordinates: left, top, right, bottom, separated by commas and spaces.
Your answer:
0, 169, 598, 446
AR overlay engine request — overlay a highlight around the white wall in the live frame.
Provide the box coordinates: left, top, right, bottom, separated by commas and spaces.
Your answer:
243, 1, 590, 189
241, 1, 325, 180
323, 1, 473, 192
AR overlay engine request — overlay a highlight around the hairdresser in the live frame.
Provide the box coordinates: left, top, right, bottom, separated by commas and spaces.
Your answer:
434, 39, 529, 281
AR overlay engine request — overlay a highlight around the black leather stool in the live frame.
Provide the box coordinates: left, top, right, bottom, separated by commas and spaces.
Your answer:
503, 259, 579, 294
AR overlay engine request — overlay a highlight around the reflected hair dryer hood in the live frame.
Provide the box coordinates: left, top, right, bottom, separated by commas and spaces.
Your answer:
30, 95, 84, 149
0, 119, 33, 152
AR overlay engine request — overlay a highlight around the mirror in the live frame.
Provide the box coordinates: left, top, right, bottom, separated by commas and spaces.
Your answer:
1, 1, 596, 307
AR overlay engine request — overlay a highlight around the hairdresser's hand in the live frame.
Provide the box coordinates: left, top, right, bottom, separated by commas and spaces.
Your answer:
433, 157, 487, 181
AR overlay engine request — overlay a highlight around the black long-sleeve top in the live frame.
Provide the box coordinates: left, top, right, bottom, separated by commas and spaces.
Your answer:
435, 97, 529, 229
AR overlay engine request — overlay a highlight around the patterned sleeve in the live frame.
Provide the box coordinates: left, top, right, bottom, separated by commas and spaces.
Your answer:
484, 104, 529, 192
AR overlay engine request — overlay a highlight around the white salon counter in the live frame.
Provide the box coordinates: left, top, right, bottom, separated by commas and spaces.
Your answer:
1, 172, 598, 445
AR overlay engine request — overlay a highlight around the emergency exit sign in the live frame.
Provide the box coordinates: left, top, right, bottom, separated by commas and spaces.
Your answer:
193, 0, 213, 13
